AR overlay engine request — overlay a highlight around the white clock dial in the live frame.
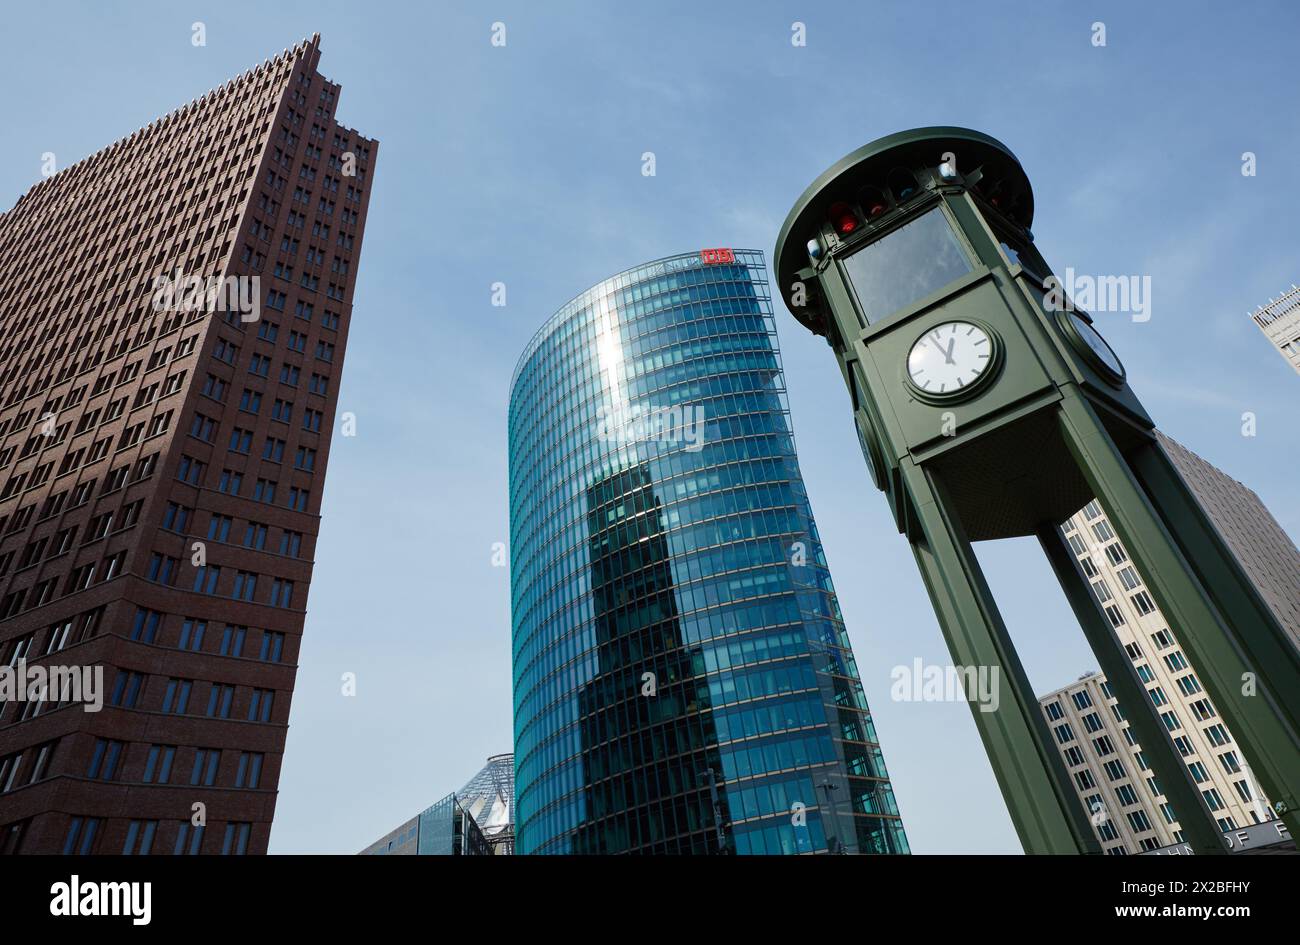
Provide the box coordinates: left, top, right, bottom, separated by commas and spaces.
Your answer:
907, 321, 995, 396
1069, 312, 1124, 378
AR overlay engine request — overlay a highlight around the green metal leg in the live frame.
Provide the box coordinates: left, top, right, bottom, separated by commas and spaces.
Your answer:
903, 458, 1099, 854
1038, 524, 1226, 853
1058, 391, 1300, 842
1131, 440, 1300, 727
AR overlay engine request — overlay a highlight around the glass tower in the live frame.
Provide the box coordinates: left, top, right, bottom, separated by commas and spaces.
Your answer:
509, 249, 908, 855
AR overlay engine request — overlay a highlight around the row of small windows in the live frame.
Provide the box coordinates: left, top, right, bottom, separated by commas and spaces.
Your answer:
128, 607, 286, 661
103, 668, 277, 723
145, 553, 297, 608
56, 816, 254, 855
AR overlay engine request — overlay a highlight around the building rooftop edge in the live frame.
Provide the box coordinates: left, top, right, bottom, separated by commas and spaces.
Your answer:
3, 33, 376, 215
508, 247, 767, 393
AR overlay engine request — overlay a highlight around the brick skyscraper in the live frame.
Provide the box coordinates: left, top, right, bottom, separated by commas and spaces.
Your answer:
0, 35, 376, 854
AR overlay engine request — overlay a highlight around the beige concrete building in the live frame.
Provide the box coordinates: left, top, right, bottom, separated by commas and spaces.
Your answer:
1251, 284, 1300, 375
1039, 433, 1298, 853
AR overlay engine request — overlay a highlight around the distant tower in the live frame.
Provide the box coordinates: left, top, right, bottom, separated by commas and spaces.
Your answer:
1250, 285, 1300, 375
0, 35, 377, 854
509, 249, 908, 855
458, 753, 516, 854
1040, 429, 1300, 854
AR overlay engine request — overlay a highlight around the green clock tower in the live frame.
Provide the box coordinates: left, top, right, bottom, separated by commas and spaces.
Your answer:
774, 127, 1300, 854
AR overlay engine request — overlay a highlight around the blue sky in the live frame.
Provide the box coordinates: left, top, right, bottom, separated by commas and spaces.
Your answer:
3, 1, 1296, 854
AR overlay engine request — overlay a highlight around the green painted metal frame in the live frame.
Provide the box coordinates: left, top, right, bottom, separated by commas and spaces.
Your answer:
774, 127, 1300, 854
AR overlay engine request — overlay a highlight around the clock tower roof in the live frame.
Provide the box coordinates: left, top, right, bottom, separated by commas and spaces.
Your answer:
775, 127, 1033, 333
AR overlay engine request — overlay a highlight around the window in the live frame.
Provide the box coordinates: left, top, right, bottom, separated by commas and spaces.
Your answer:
174, 822, 205, 855
63, 817, 102, 855
147, 553, 178, 585
1126, 810, 1154, 833
288, 487, 309, 511
86, 739, 125, 780
840, 208, 973, 323
179, 618, 206, 651
220, 625, 247, 657
163, 502, 191, 533
234, 752, 263, 789
190, 413, 217, 442
232, 571, 258, 601
122, 820, 158, 855
194, 566, 221, 595
218, 469, 243, 495
270, 579, 294, 608
248, 688, 275, 723
279, 531, 302, 558
208, 514, 233, 542
222, 822, 252, 855
109, 671, 144, 708
143, 745, 176, 784
206, 684, 235, 718
177, 454, 205, 486
191, 749, 220, 787
259, 631, 285, 662
202, 375, 228, 402
243, 522, 268, 550
131, 608, 162, 643
161, 678, 193, 714
229, 428, 253, 454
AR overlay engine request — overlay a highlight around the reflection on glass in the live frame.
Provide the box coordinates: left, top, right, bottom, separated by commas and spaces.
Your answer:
841, 208, 972, 323
509, 251, 911, 856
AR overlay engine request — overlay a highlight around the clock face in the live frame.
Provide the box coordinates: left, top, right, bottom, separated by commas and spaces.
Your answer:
1069, 312, 1124, 380
907, 321, 996, 397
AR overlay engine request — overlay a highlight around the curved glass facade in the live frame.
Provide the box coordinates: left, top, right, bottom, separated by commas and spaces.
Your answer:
509, 250, 908, 855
